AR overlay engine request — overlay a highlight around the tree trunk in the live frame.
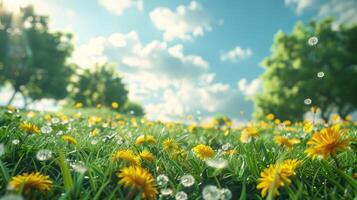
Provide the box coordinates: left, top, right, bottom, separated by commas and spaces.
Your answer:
6, 89, 17, 106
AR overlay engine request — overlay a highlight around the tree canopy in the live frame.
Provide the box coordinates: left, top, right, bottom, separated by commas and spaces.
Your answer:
68, 64, 128, 110
254, 19, 357, 121
0, 5, 73, 106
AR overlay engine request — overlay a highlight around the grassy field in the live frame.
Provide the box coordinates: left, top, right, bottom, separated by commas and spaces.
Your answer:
0, 107, 356, 200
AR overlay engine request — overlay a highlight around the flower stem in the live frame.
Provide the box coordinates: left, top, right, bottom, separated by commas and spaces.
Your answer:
125, 189, 136, 200
332, 155, 341, 168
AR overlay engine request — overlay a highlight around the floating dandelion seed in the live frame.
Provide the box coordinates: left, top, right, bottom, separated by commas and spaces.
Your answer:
175, 191, 188, 200
206, 158, 228, 169
70, 161, 87, 173
12, 139, 20, 145
308, 36, 318, 46
40, 126, 52, 134
160, 188, 173, 196
304, 98, 312, 105
0, 143, 5, 156
180, 175, 195, 187
317, 72, 325, 78
0, 194, 24, 200
36, 149, 53, 161
220, 188, 232, 200
91, 140, 98, 145
202, 185, 221, 200
156, 174, 169, 186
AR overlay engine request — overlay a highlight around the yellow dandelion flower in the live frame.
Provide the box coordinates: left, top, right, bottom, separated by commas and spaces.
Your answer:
111, 102, 119, 109
117, 166, 157, 200
305, 126, 350, 159
44, 114, 52, 122
62, 135, 77, 145
135, 135, 157, 145
266, 113, 274, 121
274, 119, 281, 125
90, 128, 99, 137
172, 148, 187, 159
257, 159, 300, 197
331, 114, 341, 123
8, 172, 52, 193
188, 124, 197, 133
224, 149, 238, 155
88, 116, 102, 126
163, 139, 179, 152
140, 150, 155, 162
19, 122, 40, 135
240, 127, 259, 143
193, 144, 214, 160
345, 115, 352, 122
274, 136, 300, 150
74, 102, 83, 109
112, 149, 141, 166
284, 120, 291, 126
303, 121, 314, 133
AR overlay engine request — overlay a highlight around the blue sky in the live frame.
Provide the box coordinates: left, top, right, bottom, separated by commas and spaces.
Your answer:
2, 0, 356, 122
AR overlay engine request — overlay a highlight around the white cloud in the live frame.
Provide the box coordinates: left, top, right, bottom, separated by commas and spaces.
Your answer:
73, 31, 257, 122
220, 46, 252, 63
145, 81, 253, 122
284, 0, 316, 15
149, 1, 211, 41
318, 0, 357, 26
238, 78, 261, 97
73, 31, 209, 81
98, 0, 143, 15
285, 0, 357, 26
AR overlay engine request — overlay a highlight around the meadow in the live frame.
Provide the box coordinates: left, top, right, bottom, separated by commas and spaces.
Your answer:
0, 106, 356, 200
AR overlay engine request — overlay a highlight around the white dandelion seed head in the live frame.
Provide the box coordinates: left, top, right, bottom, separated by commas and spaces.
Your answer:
202, 185, 221, 200
56, 131, 64, 136
206, 158, 228, 169
180, 174, 195, 187
175, 191, 188, 200
91, 140, 98, 145
308, 36, 318, 46
221, 143, 231, 151
12, 139, 20, 145
160, 188, 173, 196
317, 72, 325, 78
70, 161, 87, 174
220, 188, 232, 200
304, 98, 312, 105
156, 174, 169, 186
40, 126, 52, 134
36, 149, 53, 161
51, 118, 60, 124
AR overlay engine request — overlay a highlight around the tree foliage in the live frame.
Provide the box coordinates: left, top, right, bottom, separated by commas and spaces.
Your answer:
69, 64, 128, 109
255, 19, 357, 121
0, 5, 73, 105
122, 101, 145, 117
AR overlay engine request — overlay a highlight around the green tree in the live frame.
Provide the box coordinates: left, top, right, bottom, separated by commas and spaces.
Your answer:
0, 5, 73, 106
255, 19, 357, 121
123, 101, 145, 117
69, 64, 128, 109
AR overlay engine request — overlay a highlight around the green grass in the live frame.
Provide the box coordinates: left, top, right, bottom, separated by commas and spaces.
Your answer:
0, 107, 356, 200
